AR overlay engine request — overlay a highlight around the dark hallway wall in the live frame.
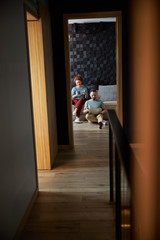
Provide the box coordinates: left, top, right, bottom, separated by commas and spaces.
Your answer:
0, 0, 38, 238
49, 0, 130, 144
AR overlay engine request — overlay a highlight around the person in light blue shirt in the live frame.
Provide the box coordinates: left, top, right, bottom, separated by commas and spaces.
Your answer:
71, 74, 88, 123
83, 90, 106, 129
71, 86, 88, 100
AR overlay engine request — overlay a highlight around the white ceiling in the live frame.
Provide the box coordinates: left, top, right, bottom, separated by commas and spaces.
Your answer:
68, 18, 116, 24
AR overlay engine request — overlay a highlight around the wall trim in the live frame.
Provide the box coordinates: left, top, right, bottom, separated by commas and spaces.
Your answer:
58, 145, 74, 150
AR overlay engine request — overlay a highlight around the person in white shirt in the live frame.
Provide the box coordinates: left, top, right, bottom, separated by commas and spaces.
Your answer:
83, 90, 106, 129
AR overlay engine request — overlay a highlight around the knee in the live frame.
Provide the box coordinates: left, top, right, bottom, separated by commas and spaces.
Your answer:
85, 113, 90, 120
85, 113, 89, 119
97, 114, 103, 121
79, 98, 84, 103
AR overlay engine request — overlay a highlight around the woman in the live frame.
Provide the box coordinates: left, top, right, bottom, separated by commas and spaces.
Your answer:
71, 74, 88, 123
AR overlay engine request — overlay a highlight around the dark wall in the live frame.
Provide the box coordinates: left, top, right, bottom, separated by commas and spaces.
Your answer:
49, 4, 69, 145
69, 22, 116, 88
0, 0, 38, 238
49, 0, 130, 144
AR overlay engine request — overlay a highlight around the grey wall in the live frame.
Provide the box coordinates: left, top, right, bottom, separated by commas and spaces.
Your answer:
0, 0, 38, 238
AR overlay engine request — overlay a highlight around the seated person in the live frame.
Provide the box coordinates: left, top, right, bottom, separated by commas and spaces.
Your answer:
71, 74, 88, 123
83, 90, 106, 129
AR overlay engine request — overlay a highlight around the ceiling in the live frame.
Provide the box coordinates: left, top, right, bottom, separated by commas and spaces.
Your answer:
68, 18, 116, 24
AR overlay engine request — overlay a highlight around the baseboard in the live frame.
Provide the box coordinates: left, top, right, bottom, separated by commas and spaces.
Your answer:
58, 144, 73, 150
14, 189, 38, 239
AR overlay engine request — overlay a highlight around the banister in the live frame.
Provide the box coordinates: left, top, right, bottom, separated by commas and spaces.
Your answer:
107, 110, 131, 183
107, 109, 131, 240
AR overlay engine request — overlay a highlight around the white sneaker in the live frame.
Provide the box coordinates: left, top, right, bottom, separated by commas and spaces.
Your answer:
72, 109, 77, 116
103, 120, 107, 125
74, 117, 80, 123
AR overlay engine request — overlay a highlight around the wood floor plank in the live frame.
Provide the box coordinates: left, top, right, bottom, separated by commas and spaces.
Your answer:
20, 123, 115, 239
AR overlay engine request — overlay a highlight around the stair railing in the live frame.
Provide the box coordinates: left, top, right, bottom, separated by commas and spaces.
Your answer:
107, 109, 132, 240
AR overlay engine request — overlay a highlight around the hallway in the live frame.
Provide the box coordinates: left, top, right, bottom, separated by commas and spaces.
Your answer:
20, 123, 115, 239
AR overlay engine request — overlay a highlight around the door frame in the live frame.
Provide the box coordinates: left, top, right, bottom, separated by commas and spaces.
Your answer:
63, 11, 123, 148
24, 2, 58, 169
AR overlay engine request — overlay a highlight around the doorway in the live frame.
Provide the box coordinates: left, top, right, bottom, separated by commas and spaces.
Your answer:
63, 12, 122, 148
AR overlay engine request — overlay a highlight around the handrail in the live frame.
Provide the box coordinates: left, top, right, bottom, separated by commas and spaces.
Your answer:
107, 110, 131, 183
107, 109, 132, 240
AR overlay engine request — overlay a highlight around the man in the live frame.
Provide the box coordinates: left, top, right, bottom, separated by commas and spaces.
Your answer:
83, 90, 106, 129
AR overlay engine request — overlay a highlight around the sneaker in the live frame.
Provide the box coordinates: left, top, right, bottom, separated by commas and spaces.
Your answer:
102, 120, 107, 125
99, 122, 103, 129
74, 117, 80, 123
73, 109, 77, 116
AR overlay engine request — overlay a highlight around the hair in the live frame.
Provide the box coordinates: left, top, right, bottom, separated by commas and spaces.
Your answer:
90, 89, 97, 94
74, 74, 83, 83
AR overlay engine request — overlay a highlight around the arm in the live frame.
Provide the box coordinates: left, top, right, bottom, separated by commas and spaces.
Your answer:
82, 87, 88, 99
72, 92, 80, 99
71, 87, 80, 99
83, 92, 88, 99
101, 105, 107, 114
83, 101, 89, 114
83, 106, 89, 114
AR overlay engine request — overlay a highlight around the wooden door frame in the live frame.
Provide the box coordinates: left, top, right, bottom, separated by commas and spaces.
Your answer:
24, 2, 58, 169
63, 11, 123, 148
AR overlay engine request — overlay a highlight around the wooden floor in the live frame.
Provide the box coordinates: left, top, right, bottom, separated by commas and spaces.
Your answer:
20, 123, 115, 240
